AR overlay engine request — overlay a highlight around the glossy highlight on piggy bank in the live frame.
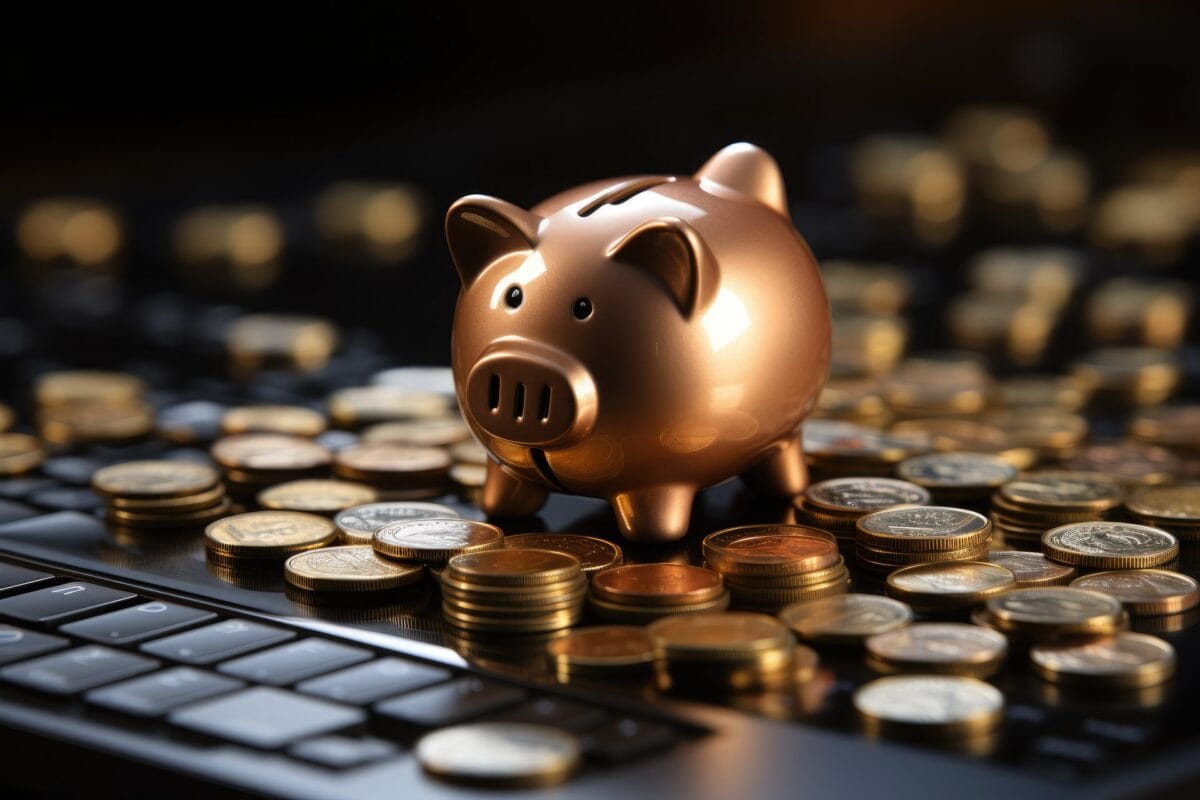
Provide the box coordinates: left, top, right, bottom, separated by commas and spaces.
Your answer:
447, 143, 831, 542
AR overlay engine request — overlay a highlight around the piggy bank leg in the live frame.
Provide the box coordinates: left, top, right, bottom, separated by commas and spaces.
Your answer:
742, 434, 808, 497
481, 459, 548, 517
611, 485, 696, 543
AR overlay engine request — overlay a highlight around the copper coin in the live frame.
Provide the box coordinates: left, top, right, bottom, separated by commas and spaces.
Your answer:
703, 526, 840, 575
804, 477, 931, 513
333, 442, 451, 483
545, 626, 654, 672
446, 548, 582, 587
504, 533, 622, 574
591, 564, 725, 607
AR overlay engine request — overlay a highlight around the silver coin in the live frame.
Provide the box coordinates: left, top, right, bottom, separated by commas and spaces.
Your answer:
806, 477, 931, 512
1044, 522, 1177, 557
986, 587, 1124, 624
896, 453, 1017, 488
854, 675, 1003, 727
416, 722, 581, 786
334, 501, 461, 542
866, 622, 1007, 664
858, 506, 988, 537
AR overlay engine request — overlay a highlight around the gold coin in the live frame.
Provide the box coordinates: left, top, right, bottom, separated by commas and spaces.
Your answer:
374, 518, 503, 563
999, 471, 1122, 512
1030, 632, 1175, 689
647, 611, 794, 661
1070, 569, 1199, 615
717, 557, 848, 588
803, 477, 931, 513
447, 548, 581, 587
415, 723, 581, 788
107, 496, 234, 528
588, 591, 731, 622
442, 605, 583, 633
221, 405, 326, 437
545, 626, 654, 675
0, 402, 12, 432
503, 533, 622, 574
109, 483, 228, 512
1061, 442, 1179, 487
327, 386, 450, 427
39, 402, 155, 444
450, 463, 486, 489
865, 622, 1007, 678
360, 417, 471, 447
990, 374, 1086, 410
856, 506, 991, 552
333, 442, 451, 483
211, 433, 332, 471
803, 421, 931, 465
91, 460, 220, 499
977, 587, 1126, 639
854, 675, 1004, 740
257, 479, 378, 514
987, 551, 1076, 587
1042, 522, 1178, 569
333, 500, 461, 543
591, 564, 725, 607
442, 588, 586, 616
1129, 405, 1200, 451
779, 594, 913, 645
896, 453, 1017, 493
703, 527, 841, 576
1125, 484, 1200, 522
0, 433, 46, 476
284, 544, 424, 592
855, 542, 989, 567
885, 561, 1015, 611
205, 510, 338, 559
451, 438, 489, 465
35, 370, 145, 407
726, 575, 848, 607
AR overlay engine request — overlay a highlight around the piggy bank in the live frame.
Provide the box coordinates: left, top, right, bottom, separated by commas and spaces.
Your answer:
447, 143, 831, 542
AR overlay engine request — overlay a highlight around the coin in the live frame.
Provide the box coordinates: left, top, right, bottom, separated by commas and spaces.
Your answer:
283, 544, 425, 592
647, 612, 794, 660
587, 591, 731, 623
854, 675, 1004, 740
975, 587, 1126, 640
108, 496, 234, 529
1061, 442, 1180, 487
374, 518, 503, 563
221, 405, 326, 437
38, 402, 155, 444
257, 479, 378, 514
987, 551, 1076, 587
205, 510, 338, 561
0, 402, 12, 432
360, 417, 471, 447
896, 452, 1017, 495
885, 561, 1015, 612
92, 460, 220, 499
1129, 405, 1200, 453
109, 483, 228, 512
333, 442, 451, 484
724, 577, 848, 608
446, 548, 582, 587
327, 386, 451, 427
503, 533, 622, 574
865, 623, 1007, 678
451, 438, 489, 465
442, 605, 584, 634
703, 527, 841, 575
333, 500, 462, 543
857, 506, 991, 552
1030, 632, 1175, 689
415, 722, 581, 788
778, 594, 913, 645
1070, 569, 1200, 615
1125, 484, 1200, 522
35, 370, 145, 407
1042, 522, 1178, 569
998, 471, 1122, 512
545, 626, 654, 676
0, 433, 47, 476
591, 564, 725, 607
718, 557, 848, 588
211, 433, 332, 471
804, 477, 932, 513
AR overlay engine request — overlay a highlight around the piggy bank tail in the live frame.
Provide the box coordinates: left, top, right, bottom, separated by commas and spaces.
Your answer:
694, 143, 788, 217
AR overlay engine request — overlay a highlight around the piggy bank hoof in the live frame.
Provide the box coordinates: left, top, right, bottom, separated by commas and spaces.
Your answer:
481, 460, 549, 517
611, 486, 696, 543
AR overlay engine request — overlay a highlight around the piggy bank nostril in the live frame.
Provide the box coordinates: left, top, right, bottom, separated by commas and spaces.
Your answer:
487, 374, 501, 412
513, 382, 526, 419
537, 385, 552, 422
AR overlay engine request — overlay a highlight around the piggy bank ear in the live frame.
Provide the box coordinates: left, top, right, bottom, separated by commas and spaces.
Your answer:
694, 142, 788, 216
445, 195, 542, 285
606, 217, 719, 319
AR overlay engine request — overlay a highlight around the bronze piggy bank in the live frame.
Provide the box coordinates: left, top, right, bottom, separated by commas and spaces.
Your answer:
447, 143, 831, 542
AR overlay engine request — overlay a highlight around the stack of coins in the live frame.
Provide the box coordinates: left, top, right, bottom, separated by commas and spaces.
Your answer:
0, 433, 46, 476
1029, 632, 1176, 689
987, 551, 1076, 587
990, 471, 1123, 549
886, 561, 1015, 615
257, 479, 377, 515
333, 500, 461, 544
92, 460, 231, 530
204, 510, 338, 568
702, 524, 848, 610
1042, 521, 1178, 572
802, 421, 932, 479
779, 594, 913, 647
374, 518, 504, 568
503, 534, 623, 576
864, 622, 1007, 678
648, 612, 803, 693
588, 564, 729, 623
856, 506, 992, 578
220, 405, 327, 438
211, 433, 332, 499
794, 476, 931, 549
441, 549, 585, 634
895, 453, 1017, 506
544, 625, 655, 683
1071, 347, 1180, 408
333, 442, 451, 497
284, 544, 425, 600
971, 587, 1127, 643
854, 674, 1004, 747
1125, 484, 1200, 544
34, 370, 156, 446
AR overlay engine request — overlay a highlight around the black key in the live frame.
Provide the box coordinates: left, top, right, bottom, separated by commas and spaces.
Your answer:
86, 667, 244, 717
374, 677, 526, 728
1032, 736, 1105, 765
61, 601, 215, 645
0, 624, 68, 665
289, 735, 400, 769
169, 687, 366, 749
490, 696, 608, 732
218, 639, 372, 685
0, 563, 54, 595
0, 478, 58, 500
0, 499, 39, 525
141, 619, 294, 664
582, 717, 678, 762
298, 657, 451, 705
0, 645, 158, 695
1081, 718, 1149, 746
28, 488, 104, 512
40, 456, 105, 486
0, 581, 135, 625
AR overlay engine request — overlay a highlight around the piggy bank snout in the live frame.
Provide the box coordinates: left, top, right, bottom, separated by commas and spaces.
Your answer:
463, 341, 597, 448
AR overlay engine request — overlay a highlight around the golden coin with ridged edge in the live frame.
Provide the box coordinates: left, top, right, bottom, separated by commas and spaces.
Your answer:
1030, 632, 1175, 689
1042, 522, 1178, 569
703, 529, 841, 576
258, 479, 378, 514
885, 561, 1015, 611
857, 506, 991, 552
987, 551, 1076, 587
205, 510, 338, 559
591, 564, 724, 606
1070, 569, 1199, 615
854, 675, 1004, 740
975, 587, 1126, 639
779, 594, 914, 646
374, 518, 503, 563
0, 433, 46, 476
91, 460, 220, 499
546, 626, 655, 675
447, 548, 582, 588
503, 533, 622, 574
865, 622, 1007, 678
284, 544, 424, 592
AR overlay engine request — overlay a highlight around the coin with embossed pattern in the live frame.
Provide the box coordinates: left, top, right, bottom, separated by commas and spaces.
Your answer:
974, 587, 1126, 640
866, 622, 1008, 678
211, 433, 332, 471
373, 518, 503, 563
885, 561, 1015, 612
1030, 632, 1175, 689
703, 526, 841, 576
1125, 484, 1200, 522
545, 625, 655, 675
334, 501, 462, 543
987, 551, 1076, 587
591, 564, 725, 607
854, 675, 1004, 739
1070, 569, 1199, 615
284, 544, 425, 592
896, 452, 1017, 494
205, 510, 338, 561
504, 533, 622, 574
998, 471, 1122, 513
804, 477, 931, 513
857, 506, 991, 552
779, 594, 913, 645
258, 479, 378, 514
92, 460, 220, 499
1042, 522, 1178, 569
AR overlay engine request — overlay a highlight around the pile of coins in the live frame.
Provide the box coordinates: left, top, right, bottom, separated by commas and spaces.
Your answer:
441, 549, 586, 634
864, 622, 1008, 678
794, 476, 931, 549
333, 500, 462, 544
990, 471, 1123, 549
895, 452, 1017, 506
1125, 484, 1200, 544
588, 564, 729, 623
210, 433, 333, 499
856, 506, 992, 579
648, 612, 807, 693
92, 460, 231, 530
702, 524, 848, 610
34, 370, 156, 446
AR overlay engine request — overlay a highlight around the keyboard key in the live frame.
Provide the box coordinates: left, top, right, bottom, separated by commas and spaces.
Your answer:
0, 563, 54, 595
490, 696, 608, 732
582, 717, 677, 762
28, 488, 104, 513
0, 645, 158, 695
297, 657, 451, 705
374, 677, 526, 728
169, 687, 366, 749
141, 619, 293, 664
0, 624, 68, 665
0, 500, 39, 526
218, 639, 372, 685
1081, 718, 1149, 746
289, 735, 400, 768
86, 667, 244, 717
0, 581, 136, 625
61, 601, 215, 645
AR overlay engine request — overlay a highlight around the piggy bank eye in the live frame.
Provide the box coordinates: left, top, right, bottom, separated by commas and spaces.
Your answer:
504, 285, 523, 309
572, 297, 593, 320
